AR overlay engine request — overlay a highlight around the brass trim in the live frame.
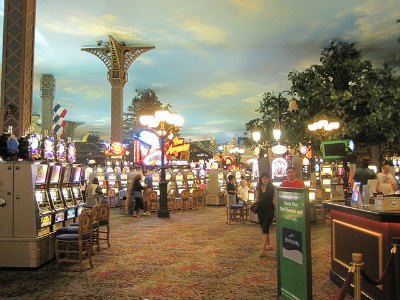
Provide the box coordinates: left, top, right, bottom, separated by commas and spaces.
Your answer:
332, 219, 383, 289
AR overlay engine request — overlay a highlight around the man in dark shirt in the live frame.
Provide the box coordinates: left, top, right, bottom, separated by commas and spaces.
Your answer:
353, 158, 376, 191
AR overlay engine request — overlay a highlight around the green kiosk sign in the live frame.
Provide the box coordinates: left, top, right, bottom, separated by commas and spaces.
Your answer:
277, 187, 312, 300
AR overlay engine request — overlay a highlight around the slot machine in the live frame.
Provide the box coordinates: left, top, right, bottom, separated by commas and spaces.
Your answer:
96, 168, 107, 195
60, 163, 77, 225
217, 171, 225, 192
152, 171, 160, 195
186, 171, 195, 193
119, 172, 128, 190
47, 163, 66, 231
71, 165, 85, 216
271, 157, 287, 187
0, 161, 55, 268
175, 171, 186, 195
302, 157, 311, 187
320, 164, 333, 192
107, 172, 119, 193
235, 170, 242, 184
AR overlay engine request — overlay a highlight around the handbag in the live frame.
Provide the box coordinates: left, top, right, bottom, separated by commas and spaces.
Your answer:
95, 186, 103, 195
250, 201, 259, 213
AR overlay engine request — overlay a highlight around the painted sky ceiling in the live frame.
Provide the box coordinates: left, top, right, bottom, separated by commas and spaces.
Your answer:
1, 0, 399, 143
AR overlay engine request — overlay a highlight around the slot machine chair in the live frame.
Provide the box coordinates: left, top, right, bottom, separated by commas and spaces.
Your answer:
224, 194, 244, 224
55, 210, 94, 270
189, 189, 199, 210
149, 191, 159, 213
107, 188, 118, 208
97, 203, 111, 248
179, 189, 191, 211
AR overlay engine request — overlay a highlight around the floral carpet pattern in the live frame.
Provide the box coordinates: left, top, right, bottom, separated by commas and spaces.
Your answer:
0, 206, 345, 299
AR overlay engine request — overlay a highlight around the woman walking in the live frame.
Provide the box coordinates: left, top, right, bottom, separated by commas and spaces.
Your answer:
255, 172, 276, 257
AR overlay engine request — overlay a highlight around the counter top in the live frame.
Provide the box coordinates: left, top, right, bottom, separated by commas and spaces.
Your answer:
324, 202, 400, 223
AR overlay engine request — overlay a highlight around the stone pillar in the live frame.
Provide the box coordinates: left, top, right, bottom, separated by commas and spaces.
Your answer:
40, 74, 55, 135
0, 0, 36, 136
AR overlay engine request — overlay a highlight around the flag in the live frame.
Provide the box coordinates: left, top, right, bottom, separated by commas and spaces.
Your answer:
52, 104, 68, 135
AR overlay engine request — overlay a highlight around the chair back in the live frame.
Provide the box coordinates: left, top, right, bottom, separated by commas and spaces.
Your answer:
79, 210, 93, 236
150, 191, 158, 201
92, 205, 100, 224
98, 203, 110, 222
144, 190, 151, 201
180, 189, 190, 200
108, 188, 116, 197
192, 188, 199, 200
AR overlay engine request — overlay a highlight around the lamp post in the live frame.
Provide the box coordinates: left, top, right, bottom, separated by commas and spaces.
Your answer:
139, 110, 184, 218
252, 130, 261, 158
229, 146, 245, 165
273, 90, 298, 142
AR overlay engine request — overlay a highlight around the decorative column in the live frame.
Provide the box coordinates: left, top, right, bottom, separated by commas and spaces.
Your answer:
40, 74, 56, 135
82, 35, 155, 143
0, 0, 36, 136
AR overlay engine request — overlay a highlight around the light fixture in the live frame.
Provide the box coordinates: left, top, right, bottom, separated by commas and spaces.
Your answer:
252, 131, 261, 143
273, 128, 281, 141
308, 119, 340, 132
271, 144, 288, 155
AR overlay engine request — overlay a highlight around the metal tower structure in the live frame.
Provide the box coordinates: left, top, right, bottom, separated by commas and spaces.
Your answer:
40, 74, 56, 135
63, 121, 85, 141
0, 0, 36, 136
81, 35, 155, 143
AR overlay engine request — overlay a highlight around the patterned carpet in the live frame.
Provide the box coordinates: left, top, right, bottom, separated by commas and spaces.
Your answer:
0, 206, 345, 300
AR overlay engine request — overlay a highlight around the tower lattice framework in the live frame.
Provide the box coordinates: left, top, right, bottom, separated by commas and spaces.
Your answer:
82, 35, 155, 143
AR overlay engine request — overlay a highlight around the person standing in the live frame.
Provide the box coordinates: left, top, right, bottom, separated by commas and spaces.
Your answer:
256, 172, 276, 257
353, 158, 377, 191
237, 179, 249, 204
376, 162, 397, 195
226, 174, 238, 205
132, 174, 146, 217
280, 167, 305, 188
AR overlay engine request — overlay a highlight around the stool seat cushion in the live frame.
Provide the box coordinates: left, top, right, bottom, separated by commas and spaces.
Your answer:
99, 220, 109, 226
56, 233, 91, 241
230, 205, 244, 209
69, 222, 79, 226
56, 226, 79, 235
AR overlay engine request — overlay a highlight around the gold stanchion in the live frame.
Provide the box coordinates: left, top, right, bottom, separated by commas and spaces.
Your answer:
352, 253, 364, 300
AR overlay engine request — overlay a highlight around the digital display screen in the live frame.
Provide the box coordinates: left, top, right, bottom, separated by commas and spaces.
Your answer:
41, 215, 52, 227
62, 188, 72, 200
63, 165, 72, 183
321, 167, 332, 175
36, 164, 49, 184
72, 186, 82, 198
55, 211, 64, 223
67, 208, 76, 219
72, 166, 82, 183
35, 190, 45, 204
50, 165, 62, 183
351, 182, 361, 205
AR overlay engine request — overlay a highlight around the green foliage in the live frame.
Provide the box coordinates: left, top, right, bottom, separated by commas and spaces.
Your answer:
247, 40, 400, 150
123, 89, 164, 141
86, 132, 102, 145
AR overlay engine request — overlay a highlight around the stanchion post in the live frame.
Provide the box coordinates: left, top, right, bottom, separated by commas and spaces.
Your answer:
392, 237, 400, 300
352, 253, 364, 300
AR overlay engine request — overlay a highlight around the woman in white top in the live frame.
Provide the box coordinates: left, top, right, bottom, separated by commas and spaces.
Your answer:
237, 179, 249, 204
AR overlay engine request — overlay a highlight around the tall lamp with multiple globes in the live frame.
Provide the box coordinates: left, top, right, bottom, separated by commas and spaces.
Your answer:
139, 110, 184, 218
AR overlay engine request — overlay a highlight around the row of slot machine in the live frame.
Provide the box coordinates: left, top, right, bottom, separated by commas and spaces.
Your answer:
149, 169, 251, 197
85, 166, 129, 195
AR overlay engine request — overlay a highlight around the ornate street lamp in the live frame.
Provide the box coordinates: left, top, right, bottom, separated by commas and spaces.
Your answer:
229, 146, 245, 165
273, 90, 298, 142
140, 110, 184, 218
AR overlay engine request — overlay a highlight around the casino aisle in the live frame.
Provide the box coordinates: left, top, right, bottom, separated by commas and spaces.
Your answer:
0, 206, 339, 299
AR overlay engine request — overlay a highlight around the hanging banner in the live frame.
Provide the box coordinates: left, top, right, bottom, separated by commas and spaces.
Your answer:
277, 187, 312, 300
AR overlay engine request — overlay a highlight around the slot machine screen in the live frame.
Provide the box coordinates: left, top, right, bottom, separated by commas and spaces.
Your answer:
321, 167, 332, 176
72, 186, 82, 198
337, 167, 344, 176
351, 182, 361, 205
35, 164, 49, 184
63, 165, 72, 183
50, 165, 62, 183
62, 188, 72, 200
35, 190, 44, 204
72, 166, 82, 183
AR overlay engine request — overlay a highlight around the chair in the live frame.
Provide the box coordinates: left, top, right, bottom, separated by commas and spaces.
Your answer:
107, 188, 118, 208
149, 191, 159, 213
225, 194, 244, 224
143, 190, 151, 213
189, 189, 199, 210
167, 192, 177, 212
91, 205, 101, 252
180, 189, 191, 211
55, 210, 93, 270
97, 203, 110, 248
198, 188, 206, 208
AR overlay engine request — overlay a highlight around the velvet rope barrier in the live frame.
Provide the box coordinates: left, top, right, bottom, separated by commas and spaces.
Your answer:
335, 265, 356, 300
361, 238, 399, 286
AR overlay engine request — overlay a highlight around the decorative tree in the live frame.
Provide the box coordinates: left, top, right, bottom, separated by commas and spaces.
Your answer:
123, 89, 164, 142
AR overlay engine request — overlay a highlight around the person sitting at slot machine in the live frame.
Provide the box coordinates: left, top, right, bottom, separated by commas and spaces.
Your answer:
91, 177, 103, 205
237, 179, 249, 204
132, 174, 149, 217
143, 171, 153, 191
280, 167, 305, 188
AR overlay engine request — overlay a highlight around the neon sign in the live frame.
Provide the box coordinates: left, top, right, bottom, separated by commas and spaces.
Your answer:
166, 137, 190, 156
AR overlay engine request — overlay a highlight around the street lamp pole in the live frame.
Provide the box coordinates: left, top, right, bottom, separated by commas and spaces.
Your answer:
140, 110, 184, 218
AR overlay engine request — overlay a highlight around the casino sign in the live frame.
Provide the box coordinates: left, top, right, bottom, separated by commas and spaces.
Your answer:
102, 142, 129, 159
166, 137, 190, 157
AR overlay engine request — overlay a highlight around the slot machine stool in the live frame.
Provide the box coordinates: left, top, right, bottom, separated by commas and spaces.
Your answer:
225, 195, 244, 224
55, 210, 94, 270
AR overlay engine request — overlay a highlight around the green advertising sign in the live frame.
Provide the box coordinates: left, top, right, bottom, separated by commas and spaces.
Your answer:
277, 187, 312, 300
